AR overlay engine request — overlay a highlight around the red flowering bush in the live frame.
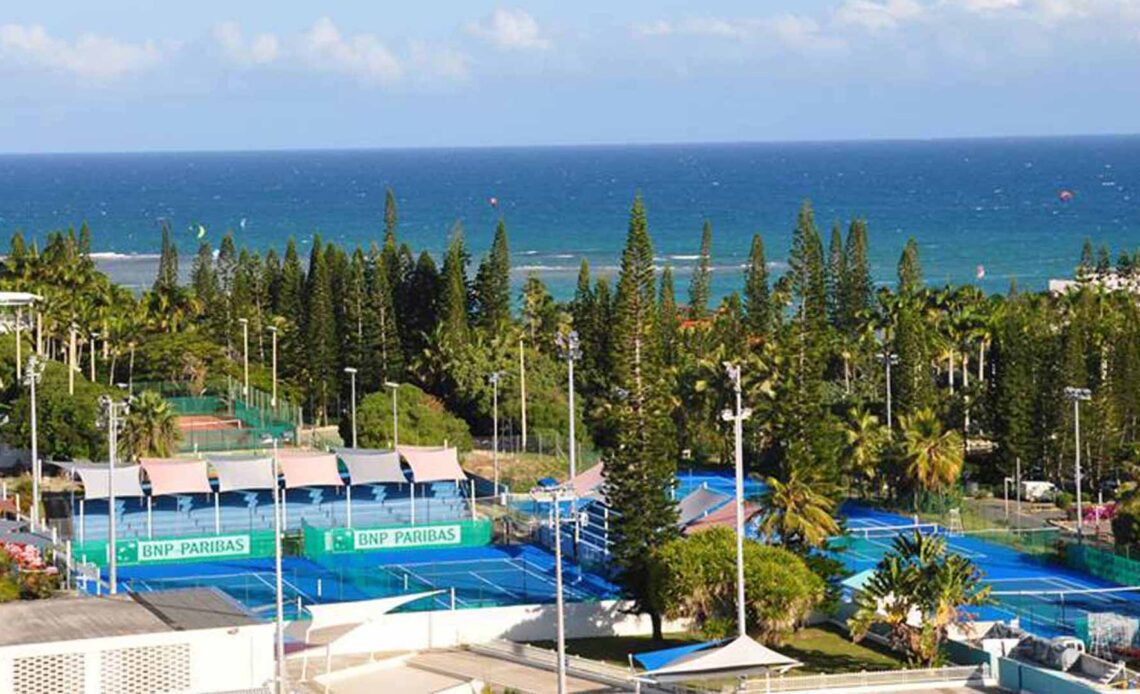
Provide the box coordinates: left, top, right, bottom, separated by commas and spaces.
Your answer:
0, 542, 60, 601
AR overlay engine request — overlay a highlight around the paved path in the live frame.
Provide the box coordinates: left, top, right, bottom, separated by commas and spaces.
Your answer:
411, 649, 625, 693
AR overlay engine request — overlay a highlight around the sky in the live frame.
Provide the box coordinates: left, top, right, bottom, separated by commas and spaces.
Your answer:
1, 0, 1139, 153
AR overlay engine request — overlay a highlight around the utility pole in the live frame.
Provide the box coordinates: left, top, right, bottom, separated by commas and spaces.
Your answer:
519, 337, 528, 452
1064, 387, 1092, 541
722, 363, 752, 638
345, 367, 358, 448
385, 382, 400, 448
239, 318, 250, 398
24, 356, 44, 530
879, 349, 899, 433
489, 371, 503, 498
99, 395, 130, 594
555, 330, 581, 483
267, 325, 278, 408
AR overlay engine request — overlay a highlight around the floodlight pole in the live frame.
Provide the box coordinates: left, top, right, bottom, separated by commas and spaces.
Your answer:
879, 350, 899, 434
532, 483, 571, 694
489, 372, 502, 500
266, 436, 286, 694
89, 331, 98, 382
385, 382, 400, 448
100, 396, 129, 595
345, 367, 358, 448
25, 356, 43, 530
239, 318, 250, 397
1065, 387, 1092, 541
723, 363, 752, 639
267, 325, 278, 408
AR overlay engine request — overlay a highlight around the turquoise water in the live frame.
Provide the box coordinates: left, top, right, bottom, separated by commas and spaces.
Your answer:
1, 137, 1136, 297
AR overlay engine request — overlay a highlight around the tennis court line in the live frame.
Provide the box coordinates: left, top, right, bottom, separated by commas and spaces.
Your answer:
511, 558, 590, 601
383, 564, 475, 608
466, 571, 522, 600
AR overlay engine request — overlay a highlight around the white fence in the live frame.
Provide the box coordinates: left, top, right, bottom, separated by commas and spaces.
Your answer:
734, 664, 990, 693
0, 623, 275, 694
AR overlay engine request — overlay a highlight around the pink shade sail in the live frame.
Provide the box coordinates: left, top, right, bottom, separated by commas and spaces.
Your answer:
571, 463, 605, 497
53, 462, 145, 500
397, 446, 466, 482
140, 458, 213, 496
683, 502, 762, 536
277, 451, 344, 488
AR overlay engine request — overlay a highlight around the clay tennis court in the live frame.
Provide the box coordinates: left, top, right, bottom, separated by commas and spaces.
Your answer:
176, 414, 244, 431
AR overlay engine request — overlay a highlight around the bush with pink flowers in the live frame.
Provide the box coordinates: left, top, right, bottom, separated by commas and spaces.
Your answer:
0, 542, 60, 601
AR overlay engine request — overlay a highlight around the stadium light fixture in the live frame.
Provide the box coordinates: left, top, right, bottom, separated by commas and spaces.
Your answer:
1064, 387, 1092, 540
723, 363, 752, 639
530, 479, 576, 694
260, 433, 286, 694
384, 382, 400, 448
23, 356, 45, 530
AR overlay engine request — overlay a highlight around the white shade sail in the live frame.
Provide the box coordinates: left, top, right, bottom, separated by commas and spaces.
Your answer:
641, 636, 801, 683
397, 445, 466, 482
208, 456, 277, 492
336, 448, 406, 485
140, 458, 212, 496
55, 462, 145, 500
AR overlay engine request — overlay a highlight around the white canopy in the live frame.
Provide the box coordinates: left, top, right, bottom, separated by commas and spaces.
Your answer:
397, 445, 466, 482
0, 291, 41, 307
208, 455, 277, 492
641, 636, 801, 683
55, 462, 145, 500
336, 448, 406, 484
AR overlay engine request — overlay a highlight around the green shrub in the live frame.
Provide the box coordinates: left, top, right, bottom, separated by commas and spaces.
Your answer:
351, 383, 473, 451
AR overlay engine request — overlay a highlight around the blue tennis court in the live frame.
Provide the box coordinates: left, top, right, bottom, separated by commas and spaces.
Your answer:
837, 504, 1140, 639
90, 543, 618, 620
675, 469, 766, 501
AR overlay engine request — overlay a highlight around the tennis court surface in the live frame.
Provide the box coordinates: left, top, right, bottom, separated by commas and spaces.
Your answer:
836, 504, 1140, 641
91, 543, 618, 620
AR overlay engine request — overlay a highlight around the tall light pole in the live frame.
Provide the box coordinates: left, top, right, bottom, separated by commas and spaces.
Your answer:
722, 363, 752, 638
262, 435, 286, 694
239, 318, 250, 398
89, 332, 99, 382
99, 395, 130, 594
878, 349, 899, 433
68, 323, 77, 396
1065, 387, 1092, 541
555, 330, 581, 484
24, 356, 44, 530
519, 337, 528, 452
384, 382, 400, 448
532, 480, 575, 694
267, 325, 278, 409
488, 371, 503, 498
344, 367, 358, 448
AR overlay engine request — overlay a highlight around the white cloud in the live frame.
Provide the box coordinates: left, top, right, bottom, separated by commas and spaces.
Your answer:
298, 17, 402, 84
950, 0, 1022, 11
0, 23, 164, 81
213, 21, 279, 66
408, 40, 471, 80
835, 0, 925, 31
467, 8, 550, 50
632, 20, 674, 37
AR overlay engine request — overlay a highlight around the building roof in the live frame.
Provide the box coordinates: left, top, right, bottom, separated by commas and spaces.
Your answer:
0, 588, 259, 647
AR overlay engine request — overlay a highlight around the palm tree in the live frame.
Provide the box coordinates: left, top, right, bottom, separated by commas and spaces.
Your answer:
899, 408, 964, 508
843, 407, 887, 496
757, 465, 840, 551
121, 391, 181, 460
848, 530, 990, 666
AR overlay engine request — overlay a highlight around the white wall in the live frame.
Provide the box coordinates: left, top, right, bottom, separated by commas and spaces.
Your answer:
0, 623, 275, 694
324, 599, 685, 655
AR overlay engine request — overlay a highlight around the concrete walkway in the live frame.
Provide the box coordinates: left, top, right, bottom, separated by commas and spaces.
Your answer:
411, 649, 625, 693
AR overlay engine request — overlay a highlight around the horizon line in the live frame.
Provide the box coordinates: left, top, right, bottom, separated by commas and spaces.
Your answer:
1, 131, 1138, 158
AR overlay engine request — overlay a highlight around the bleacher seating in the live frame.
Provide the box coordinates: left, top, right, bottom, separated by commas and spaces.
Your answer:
69, 478, 472, 541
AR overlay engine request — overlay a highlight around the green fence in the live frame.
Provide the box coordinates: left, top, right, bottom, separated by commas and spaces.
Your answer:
1065, 543, 1140, 586
303, 518, 493, 557
134, 379, 298, 452
74, 529, 277, 568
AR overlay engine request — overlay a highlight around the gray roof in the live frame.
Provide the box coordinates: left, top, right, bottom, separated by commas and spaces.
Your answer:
0, 588, 259, 647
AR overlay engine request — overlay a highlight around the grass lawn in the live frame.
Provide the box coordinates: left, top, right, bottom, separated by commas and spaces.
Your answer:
528, 623, 905, 674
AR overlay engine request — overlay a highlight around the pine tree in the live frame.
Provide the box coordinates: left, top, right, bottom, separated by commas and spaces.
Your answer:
789, 201, 827, 330
342, 249, 369, 393
216, 232, 238, 348
658, 266, 679, 368
364, 245, 403, 386
894, 238, 934, 415
743, 233, 770, 338
154, 221, 179, 293
1097, 244, 1112, 275
473, 219, 512, 329
305, 236, 337, 423
841, 219, 872, 333
439, 222, 471, 347
276, 238, 306, 382
402, 251, 441, 361
520, 274, 557, 347
827, 222, 846, 329
603, 194, 677, 639
190, 242, 217, 305
263, 248, 281, 313
1078, 239, 1095, 277
688, 220, 713, 319
382, 189, 402, 308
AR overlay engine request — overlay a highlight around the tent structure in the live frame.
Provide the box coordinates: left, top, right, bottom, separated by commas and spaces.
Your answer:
632, 635, 801, 686
140, 458, 212, 496
335, 448, 409, 528
208, 456, 277, 493
397, 446, 465, 482
53, 462, 146, 543
676, 487, 732, 528
277, 451, 343, 488
570, 463, 604, 498
683, 500, 761, 536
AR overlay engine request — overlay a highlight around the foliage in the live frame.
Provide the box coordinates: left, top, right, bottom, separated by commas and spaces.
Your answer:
120, 390, 181, 460
3, 359, 113, 461
650, 527, 825, 644
848, 531, 990, 666
352, 383, 473, 451
757, 466, 841, 551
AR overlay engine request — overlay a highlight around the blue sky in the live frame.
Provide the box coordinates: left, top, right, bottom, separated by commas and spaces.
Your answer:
1, 1, 1138, 152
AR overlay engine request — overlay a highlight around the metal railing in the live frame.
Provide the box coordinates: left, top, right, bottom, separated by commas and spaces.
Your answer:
735, 664, 989, 693
467, 639, 636, 690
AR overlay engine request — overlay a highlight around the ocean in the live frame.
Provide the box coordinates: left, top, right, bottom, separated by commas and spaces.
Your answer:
0, 136, 1136, 298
